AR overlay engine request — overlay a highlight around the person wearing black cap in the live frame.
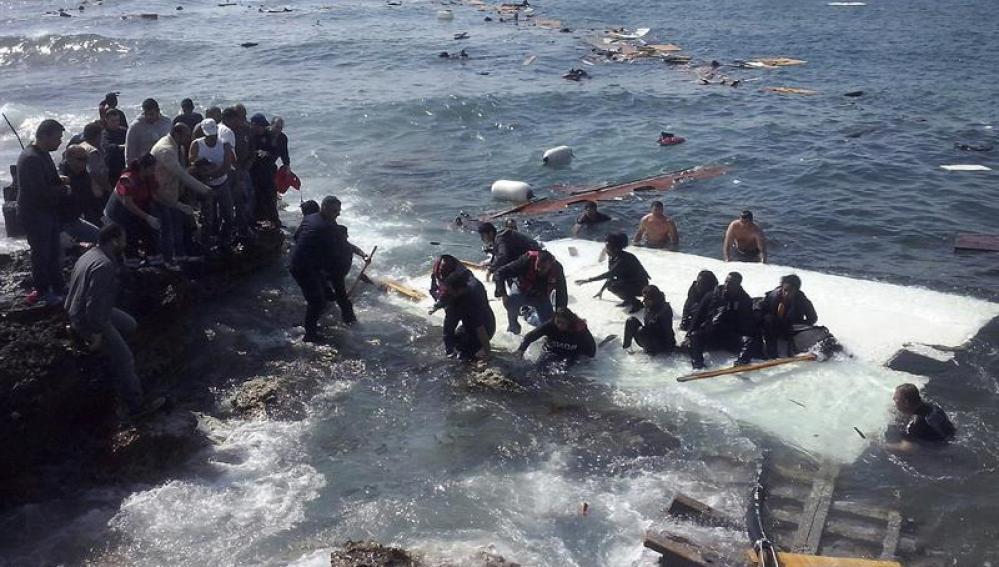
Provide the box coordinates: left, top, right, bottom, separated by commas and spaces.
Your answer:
575, 232, 650, 313
173, 98, 204, 132
249, 113, 280, 226
723, 210, 767, 263
684, 271, 758, 369
125, 98, 171, 162
17, 119, 70, 305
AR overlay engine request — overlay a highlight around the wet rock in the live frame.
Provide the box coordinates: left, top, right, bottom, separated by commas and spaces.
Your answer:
466, 366, 522, 392
107, 409, 205, 480
330, 540, 422, 567
227, 376, 283, 418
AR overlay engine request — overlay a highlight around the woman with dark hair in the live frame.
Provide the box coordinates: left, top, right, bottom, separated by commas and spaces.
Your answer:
622, 285, 675, 355
101, 108, 128, 185
574, 232, 650, 313
680, 270, 719, 331
514, 307, 596, 369
105, 154, 163, 267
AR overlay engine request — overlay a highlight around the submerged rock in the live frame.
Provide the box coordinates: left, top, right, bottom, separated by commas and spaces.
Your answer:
331, 540, 422, 567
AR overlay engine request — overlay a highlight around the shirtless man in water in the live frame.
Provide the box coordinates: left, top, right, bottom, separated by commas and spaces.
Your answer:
723, 210, 767, 263
633, 201, 678, 249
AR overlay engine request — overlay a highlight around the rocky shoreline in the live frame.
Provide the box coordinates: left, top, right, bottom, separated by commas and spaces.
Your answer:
0, 228, 286, 509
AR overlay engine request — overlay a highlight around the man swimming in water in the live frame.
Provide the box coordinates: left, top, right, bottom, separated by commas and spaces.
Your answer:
633, 201, 678, 250
882, 383, 956, 453
723, 210, 767, 263
573, 201, 611, 235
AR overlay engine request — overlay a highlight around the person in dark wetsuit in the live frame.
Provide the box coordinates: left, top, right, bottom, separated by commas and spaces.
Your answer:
685, 272, 758, 369
759, 274, 818, 359
883, 383, 956, 453
515, 307, 596, 369
289, 196, 368, 342
575, 232, 650, 313
622, 285, 675, 355
679, 270, 718, 332
573, 200, 611, 235
428, 269, 495, 361
477, 221, 542, 327
493, 250, 568, 334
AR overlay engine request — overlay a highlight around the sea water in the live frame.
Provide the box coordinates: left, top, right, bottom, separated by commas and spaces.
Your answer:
1, 0, 998, 564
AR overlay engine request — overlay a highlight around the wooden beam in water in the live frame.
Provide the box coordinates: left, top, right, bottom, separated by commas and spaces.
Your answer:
792, 462, 839, 554
677, 353, 818, 382
880, 511, 903, 559
667, 494, 739, 528
955, 233, 999, 252
642, 531, 721, 567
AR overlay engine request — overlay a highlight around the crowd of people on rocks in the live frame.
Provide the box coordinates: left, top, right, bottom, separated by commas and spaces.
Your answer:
12, 93, 294, 419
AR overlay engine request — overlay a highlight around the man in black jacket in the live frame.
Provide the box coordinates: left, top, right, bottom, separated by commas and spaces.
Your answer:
289, 196, 368, 342
575, 232, 650, 313
17, 119, 70, 305
685, 272, 758, 369
514, 307, 596, 369
493, 250, 567, 334
759, 274, 818, 358
478, 222, 541, 288
679, 270, 718, 332
623, 285, 675, 355
428, 270, 495, 361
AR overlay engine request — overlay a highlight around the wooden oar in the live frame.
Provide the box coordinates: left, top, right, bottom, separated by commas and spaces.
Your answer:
377, 277, 426, 301
347, 246, 377, 297
677, 353, 818, 383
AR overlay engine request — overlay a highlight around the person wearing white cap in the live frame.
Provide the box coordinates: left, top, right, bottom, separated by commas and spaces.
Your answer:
189, 118, 235, 251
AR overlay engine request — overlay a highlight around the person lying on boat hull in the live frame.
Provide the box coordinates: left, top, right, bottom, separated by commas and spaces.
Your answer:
575, 232, 650, 313
622, 285, 676, 355
759, 274, 818, 359
685, 272, 758, 369
428, 269, 494, 361
493, 250, 568, 335
882, 383, 956, 454
514, 307, 596, 370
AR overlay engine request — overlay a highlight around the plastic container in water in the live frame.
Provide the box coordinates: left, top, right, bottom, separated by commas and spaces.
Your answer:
491, 179, 534, 202
437, 9, 454, 20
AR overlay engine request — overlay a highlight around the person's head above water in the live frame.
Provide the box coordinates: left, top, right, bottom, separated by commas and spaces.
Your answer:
583, 201, 598, 214
504, 218, 518, 231
697, 270, 719, 292
651, 200, 664, 214
34, 119, 65, 152
141, 98, 161, 124
320, 195, 342, 220
605, 232, 629, 254
477, 222, 497, 243
893, 383, 923, 415
739, 210, 754, 222
780, 274, 802, 295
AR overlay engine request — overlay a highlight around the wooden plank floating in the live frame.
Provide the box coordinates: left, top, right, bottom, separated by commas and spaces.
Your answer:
954, 233, 999, 252
642, 531, 720, 567
677, 353, 817, 382
667, 494, 739, 528
745, 551, 904, 567
792, 462, 839, 554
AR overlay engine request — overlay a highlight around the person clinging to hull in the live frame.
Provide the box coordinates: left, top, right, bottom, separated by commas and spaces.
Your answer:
723, 209, 767, 263
633, 201, 678, 250
575, 232, 650, 313
514, 307, 596, 370
880, 383, 956, 454
289, 196, 369, 342
493, 250, 567, 335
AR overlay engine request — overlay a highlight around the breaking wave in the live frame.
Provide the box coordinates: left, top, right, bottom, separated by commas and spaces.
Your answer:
0, 34, 130, 67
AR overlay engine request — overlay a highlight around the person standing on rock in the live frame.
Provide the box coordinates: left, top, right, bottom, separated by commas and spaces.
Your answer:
17, 119, 71, 306
290, 196, 369, 342
64, 223, 164, 419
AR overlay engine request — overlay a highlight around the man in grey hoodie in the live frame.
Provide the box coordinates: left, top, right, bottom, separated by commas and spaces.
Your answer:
124, 98, 172, 163
65, 223, 163, 418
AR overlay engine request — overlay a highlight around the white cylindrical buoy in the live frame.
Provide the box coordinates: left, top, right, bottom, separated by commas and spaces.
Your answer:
491, 179, 533, 202
437, 9, 453, 20
542, 145, 573, 166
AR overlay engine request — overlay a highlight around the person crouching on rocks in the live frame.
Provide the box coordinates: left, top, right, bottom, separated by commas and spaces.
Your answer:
104, 153, 163, 268
64, 223, 165, 420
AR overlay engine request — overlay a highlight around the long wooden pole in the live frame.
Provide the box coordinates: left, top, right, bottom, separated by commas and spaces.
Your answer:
677, 353, 818, 383
347, 246, 377, 298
